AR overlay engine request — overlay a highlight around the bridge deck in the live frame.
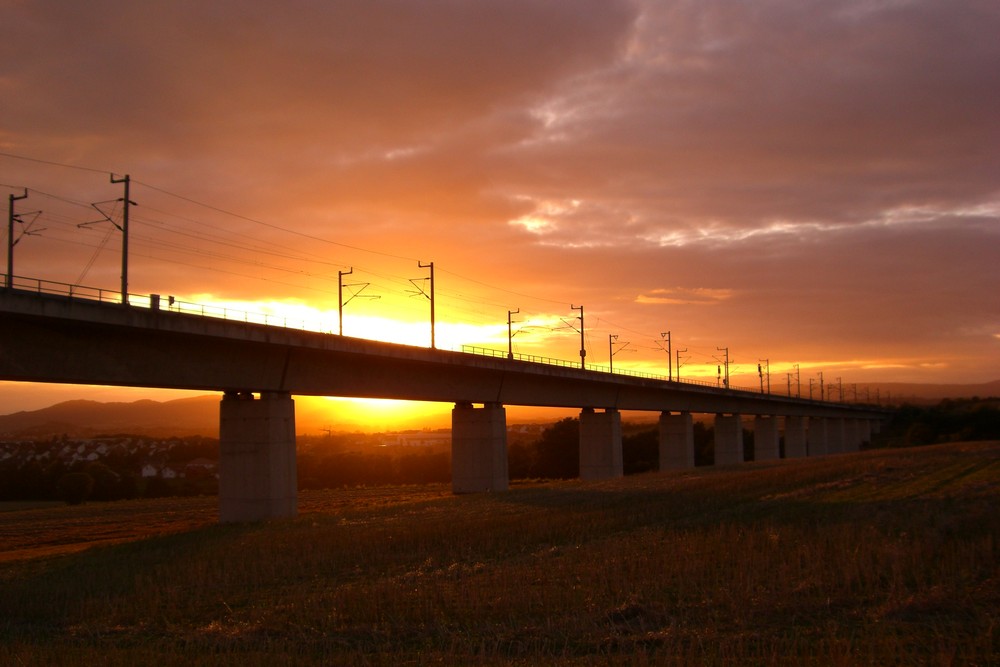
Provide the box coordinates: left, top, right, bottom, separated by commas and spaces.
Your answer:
0, 288, 887, 419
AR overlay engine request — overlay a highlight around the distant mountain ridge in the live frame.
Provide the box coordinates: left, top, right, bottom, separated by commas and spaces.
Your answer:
0, 395, 410, 438
0, 380, 997, 438
860, 380, 1000, 403
0, 396, 220, 438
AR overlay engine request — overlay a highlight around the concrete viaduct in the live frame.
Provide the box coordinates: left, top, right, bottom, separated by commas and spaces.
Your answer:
0, 287, 888, 522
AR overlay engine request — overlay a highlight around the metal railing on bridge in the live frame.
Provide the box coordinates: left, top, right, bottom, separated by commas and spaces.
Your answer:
458, 344, 760, 392
5, 275, 325, 332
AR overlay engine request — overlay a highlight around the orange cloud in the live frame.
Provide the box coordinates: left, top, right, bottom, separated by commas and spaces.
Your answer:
635, 288, 734, 306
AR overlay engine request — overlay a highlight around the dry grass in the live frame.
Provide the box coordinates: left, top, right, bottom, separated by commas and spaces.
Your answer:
1, 442, 998, 665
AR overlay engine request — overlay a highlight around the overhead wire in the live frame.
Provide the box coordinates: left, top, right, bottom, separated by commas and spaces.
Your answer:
2, 152, 700, 361
3, 155, 574, 322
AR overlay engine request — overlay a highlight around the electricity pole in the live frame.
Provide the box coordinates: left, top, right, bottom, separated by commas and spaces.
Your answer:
111, 174, 134, 305
794, 363, 801, 398
818, 371, 824, 401
571, 304, 585, 368
676, 347, 687, 382
413, 261, 435, 348
507, 308, 519, 359
716, 346, 730, 388
758, 358, 770, 394
609, 334, 617, 373
6, 189, 27, 289
338, 267, 351, 335
660, 331, 672, 381
338, 268, 379, 336
608, 334, 630, 374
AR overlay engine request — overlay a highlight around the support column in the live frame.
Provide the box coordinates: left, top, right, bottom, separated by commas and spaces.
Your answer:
714, 413, 743, 465
451, 402, 509, 493
844, 419, 861, 452
859, 419, 872, 450
219, 391, 297, 523
579, 408, 623, 480
784, 416, 808, 458
753, 415, 780, 461
808, 418, 829, 456
827, 418, 847, 454
658, 411, 694, 470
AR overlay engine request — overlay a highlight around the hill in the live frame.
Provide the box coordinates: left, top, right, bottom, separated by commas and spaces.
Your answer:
0, 395, 346, 438
0, 396, 220, 438
0, 440, 997, 664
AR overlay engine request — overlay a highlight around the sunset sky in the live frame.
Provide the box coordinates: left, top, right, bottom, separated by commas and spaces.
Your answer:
1, 0, 998, 426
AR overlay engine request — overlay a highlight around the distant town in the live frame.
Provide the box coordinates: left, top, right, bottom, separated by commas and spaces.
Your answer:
0, 425, 546, 503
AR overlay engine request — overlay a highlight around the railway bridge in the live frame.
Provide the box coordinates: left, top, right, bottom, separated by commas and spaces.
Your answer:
0, 282, 888, 522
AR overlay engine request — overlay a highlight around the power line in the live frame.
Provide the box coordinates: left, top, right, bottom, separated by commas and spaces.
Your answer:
1, 152, 772, 371
132, 179, 417, 263
0, 151, 111, 175
3, 154, 589, 316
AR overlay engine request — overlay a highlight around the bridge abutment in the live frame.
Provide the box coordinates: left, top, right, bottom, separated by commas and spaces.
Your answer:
451, 402, 509, 493
658, 411, 695, 469
218, 391, 297, 523
753, 415, 780, 461
784, 416, 808, 458
714, 413, 744, 465
579, 408, 623, 480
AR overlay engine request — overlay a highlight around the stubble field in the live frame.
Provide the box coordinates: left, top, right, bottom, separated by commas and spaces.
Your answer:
1, 441, 998, 665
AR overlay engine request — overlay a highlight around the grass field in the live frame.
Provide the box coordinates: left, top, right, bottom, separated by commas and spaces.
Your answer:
1, 442, 997, 665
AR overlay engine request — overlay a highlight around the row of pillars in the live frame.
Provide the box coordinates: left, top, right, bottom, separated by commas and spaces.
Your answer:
216, 392, 878, 522
450, 404, 878, 492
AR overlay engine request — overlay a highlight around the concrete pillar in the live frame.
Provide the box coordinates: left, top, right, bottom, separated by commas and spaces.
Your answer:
870, 419, 882, 436
219, 391, 297, 523
808, 418, 828, 456
658, 411, 695, 470
827, 418, 847, 454
753, 415, 780, 461
579, 408, 623, 480
784, 416, 808, 458
451, 402, 509, 493
860, 420, 873, 447
844, 419, 861, 452
714, 413, 743, 465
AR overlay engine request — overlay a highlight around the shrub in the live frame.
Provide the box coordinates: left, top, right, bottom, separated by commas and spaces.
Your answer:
55, 472, 94, 505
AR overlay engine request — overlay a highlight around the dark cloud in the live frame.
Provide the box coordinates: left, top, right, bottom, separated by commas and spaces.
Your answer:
499, 0, 1000, 237
2, 1, 636, 159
